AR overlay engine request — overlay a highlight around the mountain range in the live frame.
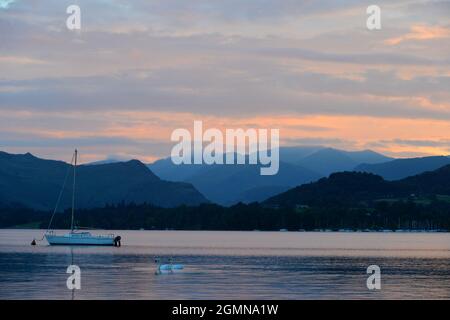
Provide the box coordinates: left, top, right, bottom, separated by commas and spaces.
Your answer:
2, 147, 450, 210
148, 147, 393, 205
148, 156, 321, 204
148, 147, 450, 205
0, 151, 207, 211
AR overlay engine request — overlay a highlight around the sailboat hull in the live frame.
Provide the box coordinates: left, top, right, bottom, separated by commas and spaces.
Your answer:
45, 232, 115, 246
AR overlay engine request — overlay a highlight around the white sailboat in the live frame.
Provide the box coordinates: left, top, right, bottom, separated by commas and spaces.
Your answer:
44, 149, 121, 246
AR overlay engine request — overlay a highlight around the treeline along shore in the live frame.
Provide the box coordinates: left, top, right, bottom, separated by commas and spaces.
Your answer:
1, 200, 449, 231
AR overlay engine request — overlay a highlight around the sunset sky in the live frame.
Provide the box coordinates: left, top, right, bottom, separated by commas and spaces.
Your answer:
1, 0, 449, 163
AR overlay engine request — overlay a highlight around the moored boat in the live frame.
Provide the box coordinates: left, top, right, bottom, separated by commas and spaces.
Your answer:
45, 231, 117, 246
41, 149, 121, 247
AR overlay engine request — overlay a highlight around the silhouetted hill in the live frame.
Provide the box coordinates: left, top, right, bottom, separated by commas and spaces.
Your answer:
298, 148, 357, 176
264, 164, 450, 207
278, 146, 324, 164
264, 172, 405, 207
148, 152, 322, 205
298, 148, 391, 176
184, 161, 321, 205
148, 157, 203, 181
0, 151, 207, 210
355, 156, 450, 180
400, 164, 450, 195
148, 146, 390, 204
343, 149, 392, 164
279, 146, 390, 166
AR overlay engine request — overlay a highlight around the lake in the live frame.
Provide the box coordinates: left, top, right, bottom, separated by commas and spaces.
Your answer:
0, 229, 449, 299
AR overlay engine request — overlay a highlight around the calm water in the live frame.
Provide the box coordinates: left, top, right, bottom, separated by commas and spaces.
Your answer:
0, 229, 449, 299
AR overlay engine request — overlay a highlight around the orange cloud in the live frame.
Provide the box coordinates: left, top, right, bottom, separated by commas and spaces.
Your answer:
385, 25, 450, 45
83, 112, 450, 158
3, 110, 450, 162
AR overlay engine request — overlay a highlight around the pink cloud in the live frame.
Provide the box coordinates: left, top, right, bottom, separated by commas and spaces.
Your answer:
385, 25, 450, 45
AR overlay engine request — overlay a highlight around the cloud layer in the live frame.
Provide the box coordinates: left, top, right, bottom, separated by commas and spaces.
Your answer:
1, 0, 449, 161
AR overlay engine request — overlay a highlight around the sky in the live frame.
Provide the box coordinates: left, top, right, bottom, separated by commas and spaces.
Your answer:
0, 0, 449, 163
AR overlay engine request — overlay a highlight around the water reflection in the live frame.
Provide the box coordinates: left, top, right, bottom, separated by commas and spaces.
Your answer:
0, 230, 449, 299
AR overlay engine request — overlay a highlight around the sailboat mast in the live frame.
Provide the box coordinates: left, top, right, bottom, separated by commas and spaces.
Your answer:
70, 149, 77, 232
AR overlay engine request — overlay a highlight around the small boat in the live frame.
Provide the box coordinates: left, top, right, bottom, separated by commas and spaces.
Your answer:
44, 149, 121, 246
